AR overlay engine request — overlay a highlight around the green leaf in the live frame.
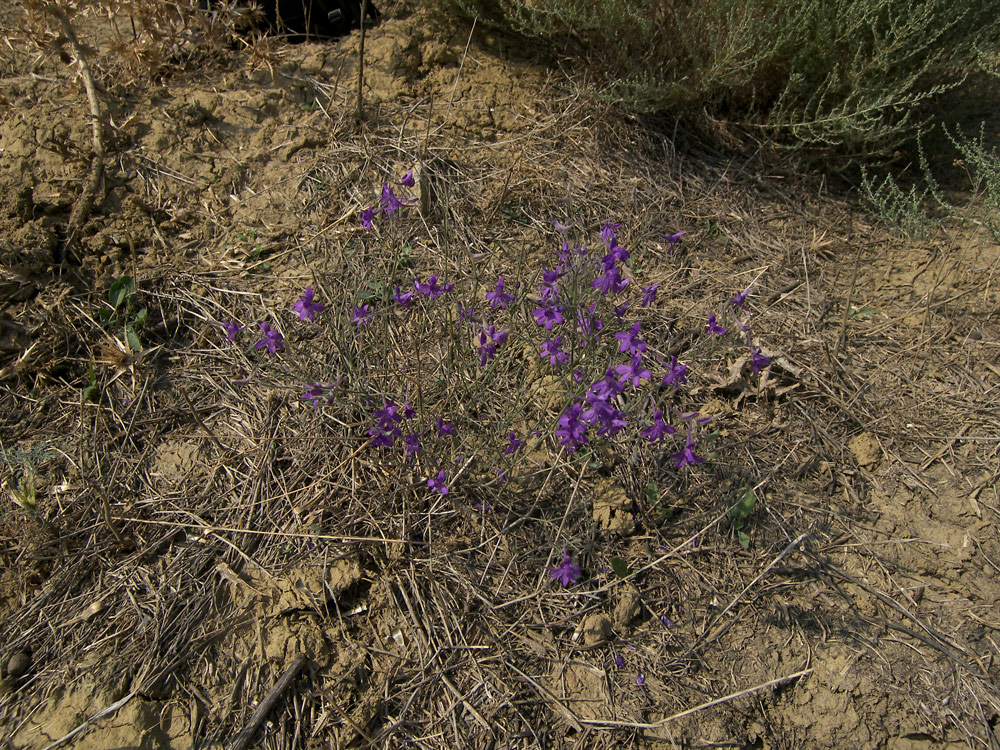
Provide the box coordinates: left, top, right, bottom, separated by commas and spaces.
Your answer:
395, 246, 414, 270
125, 325, 142, 352
731, 486, 756, 523
132, 307, 148, 326
358, 282, 382, 301
738, 530, 751, 550
610, 557, 633, 579
108, 276, 135, 310
83, 363, 100, 402
645, 480, 658, 505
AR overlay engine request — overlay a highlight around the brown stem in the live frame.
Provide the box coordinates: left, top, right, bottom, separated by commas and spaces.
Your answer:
356, 0, 368, 122
50, 3, 104, 256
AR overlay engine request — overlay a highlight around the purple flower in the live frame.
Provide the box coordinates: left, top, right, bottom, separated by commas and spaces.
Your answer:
555, 402, 588, 452
557, 241, 587, 267
729, 288, 751, 311
504, 431, 525, 455
641, 283, 659, 307
660, 614, 674, 627
572, 369, 585, 383
351, 303, 374, 327
361, 205, 376, 231
477, 326, 507, 366
614, 301, 631, 320
613, 653, 624, 669
540, 336, 568, 366
478, 334, 497, 366
368, 427, 395, 448
427, 470, 449, 495
402, 432, 421, 457
293, 286, 326, 322
380, 183, 403, 215
457, 301, 478, 327
751, 346, 770, 375
593, 265, 630, 296
435, 417, 456, 437
663, 230, 685, 255
707, 312, 726, 335
400, 169, 415, 187
549, 550, 581, 587
415, 275, 451, 299
486, 276, 514, 309
391, 285, 415, 308
614, 321, 647, 356
299, 383, 333, 409
641, 408, 676, 442
539, 267, 564, 301
576, 304, 604, 345
374, 399, 404, 431
221, 320, 242, 342
615, 353, 652, 388
402, 399, 416, 419
661, 355, 688, 388
603, 245, 629, 267
636, 673, 646, 687
542, 267, 564, 285
600, 221, 621, 250
488, 325, 508, 346
671, 435, 703, 469
589, 368, 626, 401
532, 304, 565, 330
254, 322, 284, 355
552, 219, 571, 233
583, 396, 628, 437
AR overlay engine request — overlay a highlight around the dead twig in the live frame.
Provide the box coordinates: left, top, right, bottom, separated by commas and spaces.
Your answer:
40, 691, 137, 750
49, 3, 105, 257
229, 654, 308, 750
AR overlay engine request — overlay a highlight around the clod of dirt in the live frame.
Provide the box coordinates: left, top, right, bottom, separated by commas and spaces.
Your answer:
613, 586, 641, 627
592, 477, 634, 535
254, 555, 363, 614
848, 431, 882, 469
150, 439, 204, 489
4, 646, 32, 679
580, 613, 613, 647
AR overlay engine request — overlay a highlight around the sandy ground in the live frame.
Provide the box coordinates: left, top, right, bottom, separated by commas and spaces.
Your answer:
1, 2, 999, 748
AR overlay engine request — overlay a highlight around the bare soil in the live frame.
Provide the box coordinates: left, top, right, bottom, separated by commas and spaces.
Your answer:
1, 2, 999, 749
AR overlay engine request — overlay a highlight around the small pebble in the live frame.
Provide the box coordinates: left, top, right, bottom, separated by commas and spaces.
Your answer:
5, 647, 32, 680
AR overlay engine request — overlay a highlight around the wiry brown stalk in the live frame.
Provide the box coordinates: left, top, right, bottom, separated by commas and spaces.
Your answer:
49, 3, 105, 258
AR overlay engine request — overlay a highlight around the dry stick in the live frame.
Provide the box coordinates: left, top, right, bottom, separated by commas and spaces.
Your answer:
40, 691, 138, 750
356, 0, 368, 122
112, 515, 416, 545
682, 532, 809, 658
229, 654, 308, 750
51, 4, 104, 256
578, 668, 814, 730
834, 214, 860, 360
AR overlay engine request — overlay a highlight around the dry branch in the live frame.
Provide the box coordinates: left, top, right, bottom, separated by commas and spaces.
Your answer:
47, 4, 105, 255
229, 654, 308, 750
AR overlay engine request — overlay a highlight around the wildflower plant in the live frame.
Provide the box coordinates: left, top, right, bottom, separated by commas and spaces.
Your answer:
216, 171, 774, 596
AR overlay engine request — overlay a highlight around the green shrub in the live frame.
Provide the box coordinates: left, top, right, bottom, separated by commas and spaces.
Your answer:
442, 0, 1000, 162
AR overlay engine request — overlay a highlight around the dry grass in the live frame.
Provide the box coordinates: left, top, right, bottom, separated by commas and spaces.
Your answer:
1, 2, 999, 749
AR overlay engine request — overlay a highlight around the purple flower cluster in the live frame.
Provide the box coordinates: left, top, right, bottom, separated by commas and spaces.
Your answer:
221, 212, 779, 515
299, 382, 335, 410
361, 170, 415, 231
478, 325, 508, 366
549, 549, 581, 587
486, 276, 514, 309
